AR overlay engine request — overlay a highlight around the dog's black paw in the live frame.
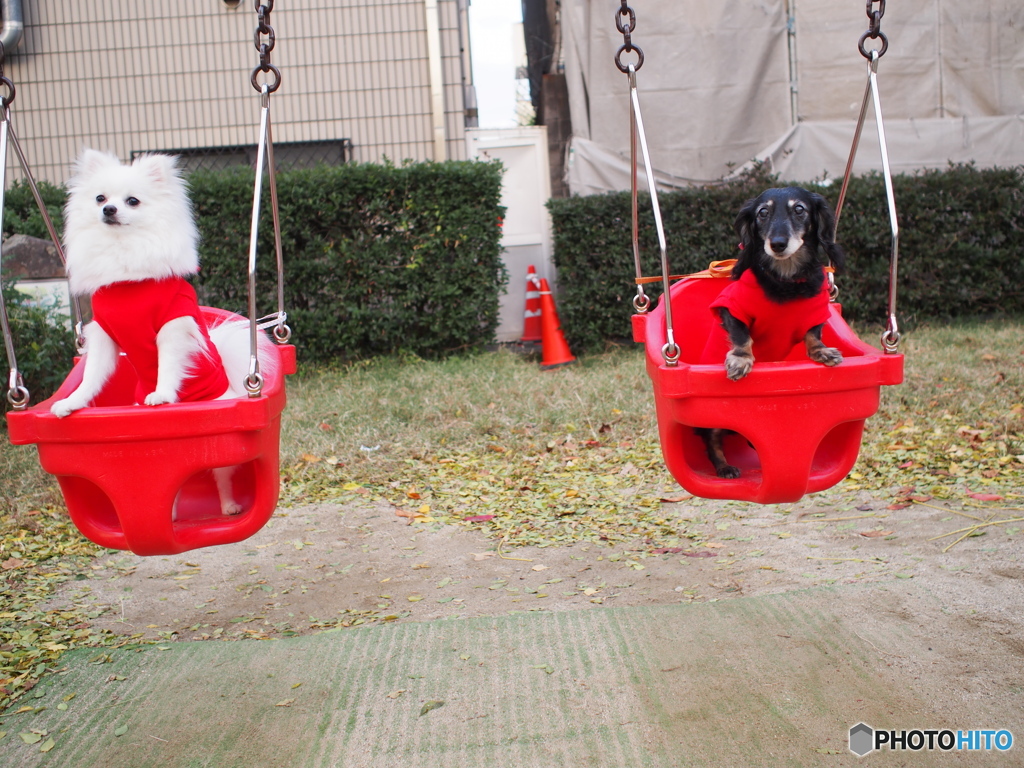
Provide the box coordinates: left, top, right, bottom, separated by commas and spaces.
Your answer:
716, 465, 741, 479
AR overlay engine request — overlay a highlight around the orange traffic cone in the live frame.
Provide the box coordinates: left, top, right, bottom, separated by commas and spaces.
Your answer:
538, 278, 576, 369
521, 265, 543, 343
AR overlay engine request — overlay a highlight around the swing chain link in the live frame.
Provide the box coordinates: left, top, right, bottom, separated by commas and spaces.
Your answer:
614, 1, 644, 73
6, 375, 29, 409
244, 371, 264, 395
858, 0, 888, 59
251, 0, 282, 93
881, 326, 901, 354
0, 42, 15, 108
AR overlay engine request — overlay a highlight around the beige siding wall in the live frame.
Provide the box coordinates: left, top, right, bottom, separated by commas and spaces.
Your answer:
3, 0, 470, 184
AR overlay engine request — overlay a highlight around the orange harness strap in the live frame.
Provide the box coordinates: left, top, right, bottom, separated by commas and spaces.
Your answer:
634, 259, 835, 285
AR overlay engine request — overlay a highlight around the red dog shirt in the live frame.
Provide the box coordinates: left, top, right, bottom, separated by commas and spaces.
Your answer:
699, 268, 832, 365
90, 277, 229, 404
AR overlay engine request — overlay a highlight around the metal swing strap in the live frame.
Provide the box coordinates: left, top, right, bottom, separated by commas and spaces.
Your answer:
0, 43, 87, 410
244, 0, 290, 398
615, 2, 679, 367
835, 0, 901, 355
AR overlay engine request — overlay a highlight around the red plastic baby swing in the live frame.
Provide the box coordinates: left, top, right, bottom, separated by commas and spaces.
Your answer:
7, 309, 296, 555
617, 2, 904, 503
2, 4, 295, 554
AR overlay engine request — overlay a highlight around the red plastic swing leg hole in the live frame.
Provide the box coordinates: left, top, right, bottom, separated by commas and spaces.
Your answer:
59, 476, 121, 541
174, 462, 258, 523
681, 427, 761, 479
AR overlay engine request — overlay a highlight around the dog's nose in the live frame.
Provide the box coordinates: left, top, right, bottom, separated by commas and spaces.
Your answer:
770, 237, 789, 254
102, 205, 117, 217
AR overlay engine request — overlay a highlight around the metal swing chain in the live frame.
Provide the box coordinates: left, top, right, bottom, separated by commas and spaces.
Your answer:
614, 1, 644, 74
615, 4, 679, 366
0, 47, 26, 409
617, 3, 649, 313
858, 0, 888, 60
0, 43, 88, 409
245, 0, 290, 397
251, 0, 282, 94
835, 1, 901, 355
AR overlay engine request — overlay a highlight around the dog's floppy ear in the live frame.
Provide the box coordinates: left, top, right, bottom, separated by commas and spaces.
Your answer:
810, 192, 846, 274
731, 196, 760, 279
73, 148, 120, 179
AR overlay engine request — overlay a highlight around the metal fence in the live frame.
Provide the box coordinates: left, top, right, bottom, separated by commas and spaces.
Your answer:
130, 138, 355, 174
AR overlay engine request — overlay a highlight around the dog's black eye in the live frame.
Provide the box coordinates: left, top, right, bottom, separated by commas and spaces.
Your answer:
126, 197, 141, 207
96, 195, 106, 204
756, 206, 769, 220
793, 203, 807, 215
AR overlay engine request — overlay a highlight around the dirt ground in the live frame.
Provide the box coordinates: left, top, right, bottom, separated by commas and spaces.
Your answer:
31, 486, 1024, 766
54, 488, 1024, 695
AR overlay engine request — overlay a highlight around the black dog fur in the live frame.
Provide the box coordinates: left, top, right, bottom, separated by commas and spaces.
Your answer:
698, 187, 846, 479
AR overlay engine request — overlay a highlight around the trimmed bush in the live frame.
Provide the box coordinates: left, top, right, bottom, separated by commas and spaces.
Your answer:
190, 161, 507, 363
5, 162, 1021, 364
548, 164, 1024, 351
1, 179, 66, 241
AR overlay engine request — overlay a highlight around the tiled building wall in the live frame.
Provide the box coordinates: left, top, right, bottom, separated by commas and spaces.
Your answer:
2, 0, 471, 184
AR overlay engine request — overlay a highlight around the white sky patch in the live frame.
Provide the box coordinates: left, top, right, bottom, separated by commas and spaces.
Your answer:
468, 0, 523, 129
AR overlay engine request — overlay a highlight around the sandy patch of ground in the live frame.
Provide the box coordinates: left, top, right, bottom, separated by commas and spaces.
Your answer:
57, 492, 1023, 696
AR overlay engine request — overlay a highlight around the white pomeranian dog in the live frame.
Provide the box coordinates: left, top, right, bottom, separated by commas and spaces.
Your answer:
51, 149, 275, 516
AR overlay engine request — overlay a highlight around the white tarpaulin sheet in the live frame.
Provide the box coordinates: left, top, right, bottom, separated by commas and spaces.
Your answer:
568, 116, 1024, 196
563, 0, 1024, 194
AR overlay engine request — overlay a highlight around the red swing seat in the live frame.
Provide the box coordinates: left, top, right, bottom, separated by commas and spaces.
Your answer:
6, 307, 296, 555
634, 276, 903, 503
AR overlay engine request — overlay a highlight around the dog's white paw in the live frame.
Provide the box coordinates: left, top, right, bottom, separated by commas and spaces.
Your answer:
725, 351, 754, 381
143, 390, 178, 406
221, 500, 244, 516
812, 347, 844, 367
50, 398, 81, 418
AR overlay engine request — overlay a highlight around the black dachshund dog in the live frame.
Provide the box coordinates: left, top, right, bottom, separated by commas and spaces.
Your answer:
697, 187, 847, 479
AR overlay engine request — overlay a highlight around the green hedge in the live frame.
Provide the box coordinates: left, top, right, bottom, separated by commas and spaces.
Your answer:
1, 179, 66, 241
548, 164, 1024, 351
190, 161, 506, 363
5, 162, 1021, 372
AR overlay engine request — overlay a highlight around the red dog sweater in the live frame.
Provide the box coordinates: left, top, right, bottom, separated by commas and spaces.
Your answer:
90, 277, 229, 404
699, 268, 832, 365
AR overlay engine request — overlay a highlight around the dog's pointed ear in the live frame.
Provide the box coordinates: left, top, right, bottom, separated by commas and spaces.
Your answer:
133, 153, 182, 186
810, 192, 846, 274
731, 196, 759, 279
73, 148, 120, 178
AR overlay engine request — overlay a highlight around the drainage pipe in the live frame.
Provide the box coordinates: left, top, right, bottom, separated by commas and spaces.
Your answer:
0, 0, 25, 58
424, 0, 448, 161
